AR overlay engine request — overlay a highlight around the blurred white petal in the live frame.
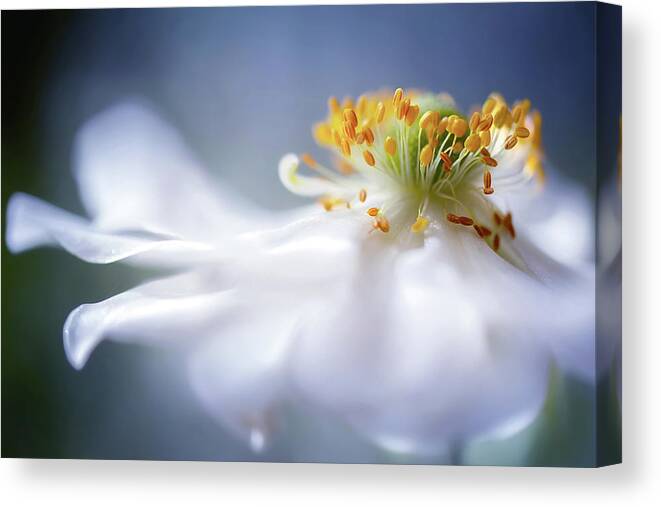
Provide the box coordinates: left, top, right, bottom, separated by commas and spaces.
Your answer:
64, 270, 236, 369
6, 192, 217, 266
188, 307, 298, 452
290, 224, 590, 452
496, 168, 594, 268
73, 101, 264, 240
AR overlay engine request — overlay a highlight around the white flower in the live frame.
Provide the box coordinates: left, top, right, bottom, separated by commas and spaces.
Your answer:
6, 90, 595, 457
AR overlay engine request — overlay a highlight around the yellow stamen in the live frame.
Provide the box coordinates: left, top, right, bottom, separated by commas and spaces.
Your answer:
341, 139, 351, 156
363, 126, 375, 145
392, 88, 404, 108
301, 153, 317, 168
438, 116, 449, 134
512, 104, 523, 124
397, 98, 411, 121
384, 136, 397, 156
478, 114, 493, 131
420, 144, 433, 167
446, 115, 457, 133
503, 212, 516, 238
517, 99, 531, 125
336, 159, 354, 174
531, 111, 543, 149
319, 196, 345, 211
375, 215, 390, 233
482, 156, 498, 167
344, 122, 356, 142
411, 216, 429, 233
363, 150, 376, 166
321, 198, 333, 211
419, 111, 436, 130
328, 96, 341, 116
313, 123, 333, 145
515, 126, 530, 138
465, 134, 481, 152
356, 95, 367, 117
295, 91, 539, 245
440, 152, 453, 172
451, 118, 468, 137
493, 106, 507, 128
343, 108, 358, 127
376, 101, 386, 123
482, 97, 496, 115
469, 111, 480, 131
484, 170, 492, 188
473, 224, 492, 238
483, 170, 494, 195
447, 214, 474, 226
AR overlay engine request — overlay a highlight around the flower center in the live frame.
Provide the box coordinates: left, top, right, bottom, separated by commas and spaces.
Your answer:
279, 88, 545, 252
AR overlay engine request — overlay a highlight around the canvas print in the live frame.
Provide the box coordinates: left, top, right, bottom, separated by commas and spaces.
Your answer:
1, 2, 621, 466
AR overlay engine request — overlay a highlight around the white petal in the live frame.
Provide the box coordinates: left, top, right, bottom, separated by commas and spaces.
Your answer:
291, 236, 551, 454
495, 167, 594, 268
278, 154, 347, 197
188, 307, 299, 452
6, 193, 217, 266
73, 101, 263, 240
428, 185, 596, 382
63, 270, 237, 369
430, 220, 596, 382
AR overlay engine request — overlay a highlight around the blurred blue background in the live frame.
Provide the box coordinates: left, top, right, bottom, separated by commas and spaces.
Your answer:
2, 3, 618, 464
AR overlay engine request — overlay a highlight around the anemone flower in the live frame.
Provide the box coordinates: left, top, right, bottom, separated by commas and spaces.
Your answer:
6, 89, 595, 460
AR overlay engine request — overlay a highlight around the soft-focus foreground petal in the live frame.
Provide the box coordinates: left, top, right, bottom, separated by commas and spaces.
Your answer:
62, 208, 365, 365
63, 270, 298, 450
60, 212, 367, 449
430, 218, 596, 382
73, 101, 264, 240
496, 167, 594, 268
291, 234, 551, 454
63, 270, 237, 369
518, 243, 596, 381
188, 308, 298, 452
6, 193, 217, 266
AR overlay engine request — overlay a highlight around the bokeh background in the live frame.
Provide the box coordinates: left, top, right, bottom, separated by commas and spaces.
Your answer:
2, 3, 620, 465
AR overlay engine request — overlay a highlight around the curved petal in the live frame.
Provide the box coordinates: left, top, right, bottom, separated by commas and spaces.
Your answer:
5, 193, 218, 266
63, 270, 237, 369
278, 153, 348, 197
64, 268, 303, 452
73, 101, 264, 240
